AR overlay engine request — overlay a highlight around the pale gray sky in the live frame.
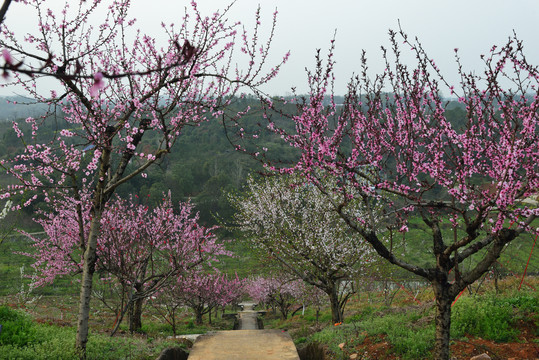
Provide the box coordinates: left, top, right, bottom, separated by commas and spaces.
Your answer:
2, 0, 539, 96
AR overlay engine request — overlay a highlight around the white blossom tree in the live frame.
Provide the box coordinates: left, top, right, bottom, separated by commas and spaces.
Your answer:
230, 174, 375, 323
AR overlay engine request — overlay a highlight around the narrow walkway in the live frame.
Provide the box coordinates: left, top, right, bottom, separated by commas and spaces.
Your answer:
187, 302, 300, 360
237, 302, 260, 330
187, 330, 299, 360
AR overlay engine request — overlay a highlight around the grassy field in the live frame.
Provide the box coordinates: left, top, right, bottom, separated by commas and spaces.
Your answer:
0, 219, 538, 359
265, 277, 539, 360
0, 270, 537, 359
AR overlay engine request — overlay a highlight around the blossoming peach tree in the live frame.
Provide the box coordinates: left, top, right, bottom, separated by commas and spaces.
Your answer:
253, 31, 539, 360
0, 0, 286, 355
175, 270, 243, 325
22, 192, 226, 334
229, 174, 374, 323
244, 275, 305, 319
98, 195, 228, 334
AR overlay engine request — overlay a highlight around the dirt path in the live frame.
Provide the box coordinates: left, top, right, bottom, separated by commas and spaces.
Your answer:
187, 330, 300, 360
188, 303, 300, 359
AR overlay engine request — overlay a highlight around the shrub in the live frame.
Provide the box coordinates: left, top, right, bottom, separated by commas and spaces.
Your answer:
451, 296, 518, 342
502, 292, 538, 312
360, 312, 434, 360
310, 325, 351, 354
0, 322, 181, 360
0, 306, 37, 347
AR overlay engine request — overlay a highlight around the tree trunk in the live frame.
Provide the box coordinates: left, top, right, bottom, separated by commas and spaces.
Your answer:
129, 289, 144, 333
75, 140, 112, 358
328, 286, 343, 324
75, 215, 102, 357
110, 292, 131, 337
432, 282, 453, 360
278, 304, 289, 319
171, 309, 177, 336
195, 306, 204, 325
493, 264, 499, 294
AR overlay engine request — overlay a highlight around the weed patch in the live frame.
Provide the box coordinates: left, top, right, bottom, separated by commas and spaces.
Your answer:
451, 295, 520, 342
359, 311, 434, 360
0, 317, 182, 360
0, 306, 37, 347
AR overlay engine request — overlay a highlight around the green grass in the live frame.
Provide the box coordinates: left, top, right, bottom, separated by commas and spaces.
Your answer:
451, 291, 539, 342
358, 310, 435, 360
0, 236, 80, 297
310, 324, 366, 355
2, 215, 537, 299
0, 306, 37, 347
284, 282, 538, 359
1, 214, 537, 360
0, 279, 537, 360
0, 325, 183, 360
306, 311, 435, 360
394, 217, 539, 276
0, 314, 185, 360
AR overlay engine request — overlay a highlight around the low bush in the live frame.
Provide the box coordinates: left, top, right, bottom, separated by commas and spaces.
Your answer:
360, 311, 434, 360
500, 292, 539, 312
0, 306, 37, 347
310, 324, 363, 355
451, 295, 519, 342
0, 317, 182, 360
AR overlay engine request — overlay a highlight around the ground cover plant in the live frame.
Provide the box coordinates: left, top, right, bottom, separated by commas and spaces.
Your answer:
0, 253, 537, 359
262, 277, 538, 360
0, 311, 183, 360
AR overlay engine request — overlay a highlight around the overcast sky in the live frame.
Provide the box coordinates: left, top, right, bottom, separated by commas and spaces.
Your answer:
2, 0, 539, 96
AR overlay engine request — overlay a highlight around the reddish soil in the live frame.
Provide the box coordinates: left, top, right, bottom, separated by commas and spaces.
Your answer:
449, 318, 539, 360
450, 338, 538, 360
346, 335, 539, 360
345, 319, 538, 360
351, 334, 397, 359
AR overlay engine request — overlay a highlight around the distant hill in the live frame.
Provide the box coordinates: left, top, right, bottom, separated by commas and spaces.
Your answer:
0, 96, 50, 121
0, 95, 469, 228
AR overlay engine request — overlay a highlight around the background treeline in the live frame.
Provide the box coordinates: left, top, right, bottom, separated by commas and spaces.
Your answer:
0, 95, 468, 228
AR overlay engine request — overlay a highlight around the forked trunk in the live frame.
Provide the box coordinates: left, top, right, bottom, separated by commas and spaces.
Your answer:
171, 311, 177, 336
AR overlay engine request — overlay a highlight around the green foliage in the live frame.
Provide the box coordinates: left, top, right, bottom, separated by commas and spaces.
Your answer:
140, 322, 175, 337
344, 305, 377, 324
0, 97, 303, 229
359, 312, 434, 360
0, 237, 36, 296
451, 295, 520, 342
300, 306, 434, 360
0, 236, 80, 297
0, 306, 37, 347
310, 324, 362, 354
386, 324, 433, 360
500, 292, 539, 312
0, 321, 182, 360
